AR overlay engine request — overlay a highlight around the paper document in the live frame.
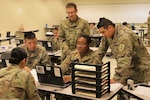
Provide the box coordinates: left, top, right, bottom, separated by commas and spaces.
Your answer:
133, 86, 150, 98
110, 83, 122, 91
30, 69, 38, 82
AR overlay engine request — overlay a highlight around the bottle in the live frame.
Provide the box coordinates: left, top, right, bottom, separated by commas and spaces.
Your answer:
46, 24, 48, 28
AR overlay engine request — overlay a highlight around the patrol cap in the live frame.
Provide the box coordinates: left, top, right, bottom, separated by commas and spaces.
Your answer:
23, 30, 39, 39
97, 17, 115, 29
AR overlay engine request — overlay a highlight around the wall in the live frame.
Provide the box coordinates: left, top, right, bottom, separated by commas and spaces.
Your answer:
0, 0, 67, 40
77, 4, 150, 23
66, 0, 150, 4
66, 0, 150, 24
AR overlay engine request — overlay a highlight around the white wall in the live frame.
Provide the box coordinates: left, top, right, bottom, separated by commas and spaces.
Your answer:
77, 4, 150, 23
0, 0, 66, 40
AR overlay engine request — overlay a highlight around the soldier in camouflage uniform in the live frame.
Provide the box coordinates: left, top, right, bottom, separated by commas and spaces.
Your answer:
95, 18, 150, 85
49, 27, 60, 51
61, 34, 102, 75
59, 2, 90, 61
0, 47, 41, 100
95, 18, 150, 99
19, 32, 51, 69
56, 34, 102, 100
19, 31, 51, 100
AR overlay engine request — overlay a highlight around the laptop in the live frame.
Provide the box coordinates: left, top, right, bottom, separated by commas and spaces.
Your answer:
44, 41, 53, 51
36, 65, 71, 88
37, 40, 53, 51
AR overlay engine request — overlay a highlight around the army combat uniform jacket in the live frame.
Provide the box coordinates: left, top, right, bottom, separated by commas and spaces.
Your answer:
0, 64, 41, 100
59, 17, 90, 60
49, 36, 60, 51
61, 49, 102, 75
95, 25, 150, 85
19, 44, 51, 69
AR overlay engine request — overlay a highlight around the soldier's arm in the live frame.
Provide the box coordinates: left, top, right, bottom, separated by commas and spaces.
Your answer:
94, 37, 109, 61
83, 21, 90, 35
113, 34, 133, 85
60, 55, 71, 75
26, 73, 41, 100
58, 23, 70, 52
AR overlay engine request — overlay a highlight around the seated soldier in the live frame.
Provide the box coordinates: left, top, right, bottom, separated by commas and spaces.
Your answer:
0, 47, 41, 100
55, 34, 102, 100
49, 27, 60, 51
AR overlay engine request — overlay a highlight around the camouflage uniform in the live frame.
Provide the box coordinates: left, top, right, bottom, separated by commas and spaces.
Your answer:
95, 25, 150, 85
49, 36, 60, 51
0, 64, 41, 100
61, 49, 102, 75
59, 17, 90, 61
19, 44, 51, 69
56, 49, 102, 100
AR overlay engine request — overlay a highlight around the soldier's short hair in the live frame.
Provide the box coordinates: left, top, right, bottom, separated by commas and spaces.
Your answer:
97, 17, 115, 29
53, 27, 58, 31
66, 2, 77, 10
78, 34, 91, 44
24, 32, 36, 39
9, 47, 27, 64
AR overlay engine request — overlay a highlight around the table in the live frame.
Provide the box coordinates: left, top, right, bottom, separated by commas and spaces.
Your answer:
36, 82, 61, 93
38, 83, 123, 100
122, 86, 150, 100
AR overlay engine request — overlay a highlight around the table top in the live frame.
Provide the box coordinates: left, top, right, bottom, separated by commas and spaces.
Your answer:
53, 84, 123, 100
47, 50, 61, 56
123, 86, 150, 100
36, 82, 62, 93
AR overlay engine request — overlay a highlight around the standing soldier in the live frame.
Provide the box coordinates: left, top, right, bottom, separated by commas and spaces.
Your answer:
95, 18, 150, 99
95, 17, 150, 85
59, 2, 90, 61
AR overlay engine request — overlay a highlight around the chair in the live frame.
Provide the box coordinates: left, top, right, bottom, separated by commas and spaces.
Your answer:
0, 51, 11, 68
139, 29, 144, 41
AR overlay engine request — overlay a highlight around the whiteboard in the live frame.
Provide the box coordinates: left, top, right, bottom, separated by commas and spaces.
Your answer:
78, 4, 150, 23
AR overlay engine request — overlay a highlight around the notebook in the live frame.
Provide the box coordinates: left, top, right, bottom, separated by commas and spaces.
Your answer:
36, 65, 71, 88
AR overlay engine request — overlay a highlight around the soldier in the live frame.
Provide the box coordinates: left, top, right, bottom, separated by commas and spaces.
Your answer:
95, 18, 150, 99
89, 22, 98, 36
59, 2, 90, 61
0, 47, 41, 100
19, 31, 51, 70
19, 31, 51, 100
61, 34, 102, 76
49, 27, 60, 51
56, 34, 102, 100
95, 17, 150, 85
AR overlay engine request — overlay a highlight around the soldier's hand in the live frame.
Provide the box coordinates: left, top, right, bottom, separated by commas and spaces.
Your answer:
110, 79, 116, 84
63, 75, 71, 83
